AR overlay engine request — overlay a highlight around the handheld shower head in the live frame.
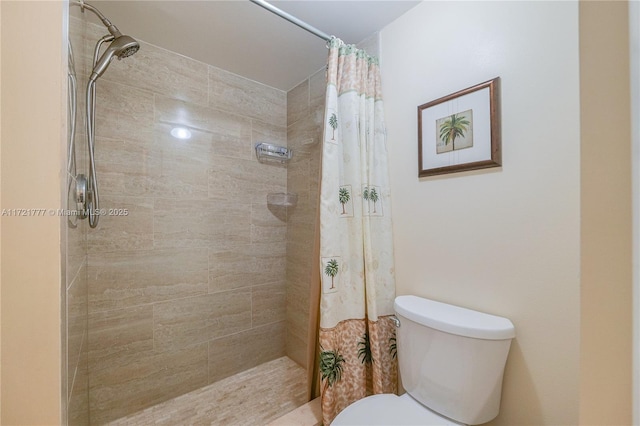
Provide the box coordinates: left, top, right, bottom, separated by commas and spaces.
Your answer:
89, 35, 139, 82
73, 0, 141, 228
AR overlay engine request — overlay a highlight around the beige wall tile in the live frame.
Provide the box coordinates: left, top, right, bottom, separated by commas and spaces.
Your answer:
153, 198, 211, 249
68, 15, 86, 71
252, 120, 287, 148
287, 80, 309, 126
153, 289, 252, 351
208, 158, 254, 202
209, 245, 256, 293
67, 265, 87, 400
94, 80, 155, 141
154, 122, 212, 161
286, 332, 307, 369
252, 282, 286, 325
286, 255, 309, 280
87, 195, 154, 254
208, 158, 286, 203
88, 305, 154, 371
209, 201, 252, 248
286, 262, 312, 300
152, 124, 211, 199
287, 158, 311, 208
210, 131, 254, 161
251, 202, 287, 244
308, 149, 321, 198
209, 243, 286, 294
252, 242, 287, 283
95, 134, 159, 198
287, 224, 315, 253
208, 322, 286, 384
68, 346, 89, 426
100, 39, 209, 106
287, 107, 323, 150
309, 67, 326, 112
88, 248, 208, 312
66, 217, 87, 290
208, 65, 286, 126
89, 343, 208, 424
286, 293, 310, 341
154, 95, 252, 139
284, 74, 323, 370
286, 275, 310, 311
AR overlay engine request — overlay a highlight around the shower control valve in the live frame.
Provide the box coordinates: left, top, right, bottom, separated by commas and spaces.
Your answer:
75, 173, 88, 219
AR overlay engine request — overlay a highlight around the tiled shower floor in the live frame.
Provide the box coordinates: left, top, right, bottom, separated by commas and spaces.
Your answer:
106, 357, 307, 425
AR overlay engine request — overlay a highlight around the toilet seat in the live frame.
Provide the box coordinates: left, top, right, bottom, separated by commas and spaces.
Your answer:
331, 393, 463, 425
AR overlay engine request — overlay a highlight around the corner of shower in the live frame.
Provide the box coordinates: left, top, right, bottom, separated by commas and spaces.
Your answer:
64, 2, 323, 425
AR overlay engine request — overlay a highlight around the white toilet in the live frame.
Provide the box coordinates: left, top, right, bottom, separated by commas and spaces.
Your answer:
332, 295, 516, 425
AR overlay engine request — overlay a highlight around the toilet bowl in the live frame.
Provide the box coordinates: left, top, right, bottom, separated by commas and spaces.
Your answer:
332, 393, 463, 425
331, 295, 515, 426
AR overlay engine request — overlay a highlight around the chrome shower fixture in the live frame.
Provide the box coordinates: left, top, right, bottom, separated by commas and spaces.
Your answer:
76, 1, 140, 82
90, 34, 139, 82
77, 1, 133, 39
72, 1, 140, 228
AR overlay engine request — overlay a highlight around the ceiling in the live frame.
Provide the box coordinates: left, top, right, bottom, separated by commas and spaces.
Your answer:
88, 0, 421, 91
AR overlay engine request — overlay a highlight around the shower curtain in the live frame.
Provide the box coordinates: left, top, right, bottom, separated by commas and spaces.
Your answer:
318, 38, 397, 424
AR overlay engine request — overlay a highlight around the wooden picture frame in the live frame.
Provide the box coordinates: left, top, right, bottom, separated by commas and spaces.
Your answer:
418, 77, 501, 177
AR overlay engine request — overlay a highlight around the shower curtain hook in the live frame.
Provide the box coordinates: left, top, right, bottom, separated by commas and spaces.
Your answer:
326, 36, 343, 49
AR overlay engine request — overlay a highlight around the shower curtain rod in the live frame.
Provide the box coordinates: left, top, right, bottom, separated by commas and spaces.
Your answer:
249, 0, 332, 42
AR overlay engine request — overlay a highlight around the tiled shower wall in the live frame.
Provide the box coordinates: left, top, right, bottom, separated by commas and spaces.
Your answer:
81, 22, 290, 424
285, 69, 325, 368
67, 13, 90, 426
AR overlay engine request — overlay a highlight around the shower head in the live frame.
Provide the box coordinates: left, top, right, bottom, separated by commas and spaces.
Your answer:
75, 1, 139, 82
89, 34, 140, 82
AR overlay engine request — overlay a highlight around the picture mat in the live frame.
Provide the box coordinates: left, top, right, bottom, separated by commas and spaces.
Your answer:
421, 87, 491, 170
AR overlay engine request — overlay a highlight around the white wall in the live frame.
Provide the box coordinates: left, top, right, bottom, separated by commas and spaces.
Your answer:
380, 2, 580, 424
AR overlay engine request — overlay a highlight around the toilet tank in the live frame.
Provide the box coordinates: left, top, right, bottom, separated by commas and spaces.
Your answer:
394, 295, 515, 425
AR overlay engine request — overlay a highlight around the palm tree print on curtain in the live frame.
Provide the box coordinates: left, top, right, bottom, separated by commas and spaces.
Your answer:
357, 333, 372, 365
369, 187, 379, 214
389, 332, 397, 360
358, 332, 374, 391
339, 187, 350, 215
320, 347, 345, 393
324, 259, 339, 290
329, 113, 338, 141
362, 186, 370, 213
362, 186, 381, 215
319, 37, 398, 425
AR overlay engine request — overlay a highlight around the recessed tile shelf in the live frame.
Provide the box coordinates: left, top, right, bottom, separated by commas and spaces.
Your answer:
255, 142, 292, 164
267, 192, 298, 207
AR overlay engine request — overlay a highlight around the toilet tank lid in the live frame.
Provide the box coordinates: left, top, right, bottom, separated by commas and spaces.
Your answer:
394, 295, 516, 340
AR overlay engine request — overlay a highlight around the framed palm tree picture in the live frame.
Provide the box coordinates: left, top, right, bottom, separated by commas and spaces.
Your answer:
418, 77, 501, 177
